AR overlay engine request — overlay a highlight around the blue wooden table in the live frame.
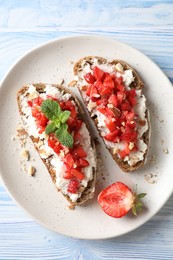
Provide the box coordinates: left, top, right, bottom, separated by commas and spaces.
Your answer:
0, 1, 173, 259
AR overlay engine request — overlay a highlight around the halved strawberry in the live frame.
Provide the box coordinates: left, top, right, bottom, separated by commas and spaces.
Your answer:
98, 182, 146, 218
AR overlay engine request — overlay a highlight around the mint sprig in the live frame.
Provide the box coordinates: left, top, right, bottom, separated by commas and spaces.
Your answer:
41, 99, 73, 148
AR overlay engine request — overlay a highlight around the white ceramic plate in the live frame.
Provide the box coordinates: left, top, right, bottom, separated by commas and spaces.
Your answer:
0, 35, 173, 239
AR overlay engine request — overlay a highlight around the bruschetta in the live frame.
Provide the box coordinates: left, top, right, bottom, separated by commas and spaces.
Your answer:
73, 56, 150, 172
17, 83, 97, 206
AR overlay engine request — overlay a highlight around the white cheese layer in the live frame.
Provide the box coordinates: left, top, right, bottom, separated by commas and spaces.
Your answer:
19, 84, 96, 202
76, 59, 148, 166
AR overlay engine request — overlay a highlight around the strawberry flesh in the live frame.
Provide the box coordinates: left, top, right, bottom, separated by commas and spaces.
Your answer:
98, 182, 134, 218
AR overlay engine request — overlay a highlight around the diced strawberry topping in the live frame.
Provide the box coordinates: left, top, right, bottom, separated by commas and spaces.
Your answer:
104, 129, 121, 142
108, 94, 119, 107
104, 117, 117, 132
76, 158, 89, 168
71, 168, 84, 180
84, 72, 96, 84
93, 66, 105, 81
81, 65, 140, 158
33, 97, 43, 106
72, 146, 87, 159
118, 142, 130, 159
67, 179, 80, 193
27, 100, 33, 107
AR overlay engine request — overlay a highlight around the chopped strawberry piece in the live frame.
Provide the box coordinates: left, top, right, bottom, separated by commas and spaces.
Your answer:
119, 142, 130, 159
128, 88, 136, 97
53, 144, 61, 154
67, 117, 76, 129
75, 120, 83, 131
103, 75, 115, 89
93, 66, 105, 81
126, 110, 135, 121
90, 85, 100, 101
121, 100, 131, 112
70, 108, 77, 118
33, 97, 43, 106
97, 107, 114, 117
38, 126, 45, 134
32, 107, 40, 118
114, 76, 123, 85
84, 72, 96, 84
108, 94, 119, 107
96, 98, 108, 106
117, 91, 125, 103
86, 85, 92, 96
71, 168, 84, 180
67, 179, 79, 193
128, 96, 137, 107
104, 117, 117, 132
64, 153, 74, 168
48, 137, 57, 149
98, 182, 134, 218
38, 114, 49, 127
99, 85, 113, 96
74, 131, 81, 142
126, 121, 136, 130
121, 131, 138, 142
117, 84, 125, 91
78, 158, 89, 167
104, 129, 120, 142
63, 163, 74, 179
27, 100, 33, 107
72, 146, 87, 158
59, 101, 65, 110
65, 100, 73, 108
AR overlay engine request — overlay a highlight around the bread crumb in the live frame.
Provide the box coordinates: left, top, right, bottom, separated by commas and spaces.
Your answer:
112, 148, 118, 154
149, 155, 156, 165
11, 136, 15, 141
115, 63, 124, 73
163, 148, 169, 154
69, 204, 75, 210
21, 150, 30, 161
28, 165, 36, 176
145, 173, 157, 184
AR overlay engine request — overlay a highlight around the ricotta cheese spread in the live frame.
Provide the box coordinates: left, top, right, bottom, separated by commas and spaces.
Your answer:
19, 84, 96, 202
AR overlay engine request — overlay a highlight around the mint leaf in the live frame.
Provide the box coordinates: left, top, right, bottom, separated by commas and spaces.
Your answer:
45, 121, 56, 134
55, 124, 73, 148
41, 99, 61, 120
59, 110, 71, 124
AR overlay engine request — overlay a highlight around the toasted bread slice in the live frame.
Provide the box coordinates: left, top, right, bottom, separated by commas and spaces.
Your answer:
17, 83, 97, 206
74, 56, 150, 172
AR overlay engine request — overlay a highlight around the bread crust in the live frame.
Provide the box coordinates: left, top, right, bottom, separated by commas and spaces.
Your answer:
17, 83, 96, 206
74, 56, 150, 172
